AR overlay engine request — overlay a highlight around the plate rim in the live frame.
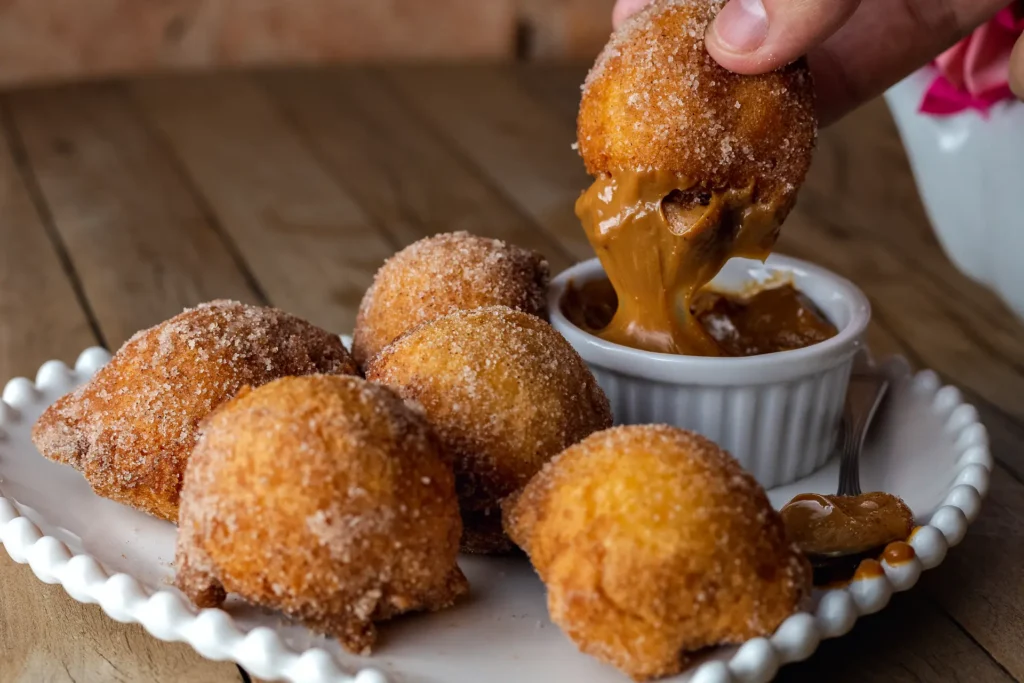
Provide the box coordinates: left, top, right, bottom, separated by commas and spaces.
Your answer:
0, 347, 993, 683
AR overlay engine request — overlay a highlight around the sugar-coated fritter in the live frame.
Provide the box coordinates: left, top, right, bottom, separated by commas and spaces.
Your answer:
505, 425, 811, 681
366, 306, 611, 554
32, 300, 356, 522
175, 375, 468, 654
352, 232, 549, 368
577, 0, 816, 237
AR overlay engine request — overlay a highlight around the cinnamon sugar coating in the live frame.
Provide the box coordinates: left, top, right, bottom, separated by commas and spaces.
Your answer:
175, 375, 467, 654
505, 425, 812, 681
352, 232, 549, 369
32, 300, 356, 521
366, 306, 611, 554
578, 0, 816, 221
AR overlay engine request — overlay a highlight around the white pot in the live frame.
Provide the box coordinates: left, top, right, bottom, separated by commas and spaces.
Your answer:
885, 69, 1024, 317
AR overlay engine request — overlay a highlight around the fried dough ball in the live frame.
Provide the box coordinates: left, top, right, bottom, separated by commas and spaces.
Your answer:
352, 232, 549, 368
577, 0, 816, 231
505, 425, 811, 681
175, 375, 467, 654
32, 301, 356, 522
366, 306, 611, 554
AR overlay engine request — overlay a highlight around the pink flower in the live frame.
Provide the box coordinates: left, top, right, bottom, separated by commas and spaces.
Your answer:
920, 5, 1024, 117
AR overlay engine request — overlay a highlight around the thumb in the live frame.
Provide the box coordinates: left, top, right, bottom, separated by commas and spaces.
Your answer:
705, 0, 862, 74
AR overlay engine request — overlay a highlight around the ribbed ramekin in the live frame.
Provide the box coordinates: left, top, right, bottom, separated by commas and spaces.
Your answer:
549, 255, 872, 489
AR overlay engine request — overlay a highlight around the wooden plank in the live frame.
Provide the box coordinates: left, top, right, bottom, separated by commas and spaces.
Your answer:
132, 74, 396, 333
386, 65, 593, 262
0, 109, 95, 378
514, 63, 588, 125
920, 466, 1024, 681
5, 83, 260, 348
778, 591, 1015, 683
0, 108, 241, 683
0, 0, 517, 89
0, 560, 243, 683
262, 69, 575, 274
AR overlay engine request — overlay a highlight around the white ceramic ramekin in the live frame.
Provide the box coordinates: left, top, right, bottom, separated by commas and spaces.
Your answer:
549, 254, 872, 489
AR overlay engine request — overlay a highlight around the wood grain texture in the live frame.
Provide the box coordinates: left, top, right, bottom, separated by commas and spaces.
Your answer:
131, 74, 395, 334
5, 83, 260, 348
0, 113, 95, 379
515, 63, 589, 126
920, 467, 1024, 680
779, 590, 1016, 682
0, 559, 243, 683
261, 68, 575, 274
0, 112, 240, 683
387, 65, 593, 262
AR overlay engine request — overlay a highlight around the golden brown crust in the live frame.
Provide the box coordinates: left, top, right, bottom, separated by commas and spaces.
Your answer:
366, 306, 612, 555
174, 375, 468, 654
31, 300, 356, 522
505, 425, 811, 681
352, 232, 550, 369
577, 0, 816, 213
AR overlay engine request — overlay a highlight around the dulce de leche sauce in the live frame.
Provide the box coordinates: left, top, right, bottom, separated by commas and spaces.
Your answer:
575, 170, 788, 356
781, 492, 915, 558
561, 276, 837, 358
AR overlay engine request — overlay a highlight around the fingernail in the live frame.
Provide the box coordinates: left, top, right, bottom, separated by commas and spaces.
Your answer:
712, 0, 769, 54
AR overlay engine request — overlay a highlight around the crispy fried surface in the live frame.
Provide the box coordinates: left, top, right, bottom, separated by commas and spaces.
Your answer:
175, 375, 468, 654
505, 425, 811, 681
577, 0, 816, 218
32, 300, 356, 522
366, 306, 612, 554
352, 232, 549, 369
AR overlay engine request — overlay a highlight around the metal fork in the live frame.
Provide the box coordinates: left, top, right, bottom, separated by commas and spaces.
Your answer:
836, 353, 890, 497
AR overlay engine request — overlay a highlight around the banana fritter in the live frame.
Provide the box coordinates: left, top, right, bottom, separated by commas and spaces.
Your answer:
175, 375, 467, 654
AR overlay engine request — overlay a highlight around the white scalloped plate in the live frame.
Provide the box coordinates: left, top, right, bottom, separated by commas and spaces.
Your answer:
0, 345, 991, 683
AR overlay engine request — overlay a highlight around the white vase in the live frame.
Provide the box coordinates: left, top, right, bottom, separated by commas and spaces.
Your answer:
885, 69, 1024, 317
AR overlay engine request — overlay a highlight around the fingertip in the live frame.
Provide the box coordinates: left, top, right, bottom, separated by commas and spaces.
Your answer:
705, 0, 780, 75
706, 0, 861, 75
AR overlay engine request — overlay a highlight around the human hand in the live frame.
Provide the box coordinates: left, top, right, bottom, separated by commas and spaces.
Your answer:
612, 0, 1022, 124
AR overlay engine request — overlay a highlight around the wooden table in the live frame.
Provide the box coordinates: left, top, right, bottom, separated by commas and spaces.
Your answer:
0, 65, 1021, 683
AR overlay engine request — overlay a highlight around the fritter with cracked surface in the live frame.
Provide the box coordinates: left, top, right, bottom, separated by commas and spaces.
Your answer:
32, 300, 356, 521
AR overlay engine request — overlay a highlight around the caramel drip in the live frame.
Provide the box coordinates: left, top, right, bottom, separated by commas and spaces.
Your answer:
882, 541, 916, 566
853, 558, 885, 581
575, 170, 782, 356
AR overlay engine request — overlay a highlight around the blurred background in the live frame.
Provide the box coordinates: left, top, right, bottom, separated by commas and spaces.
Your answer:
0, 0, 616, 87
